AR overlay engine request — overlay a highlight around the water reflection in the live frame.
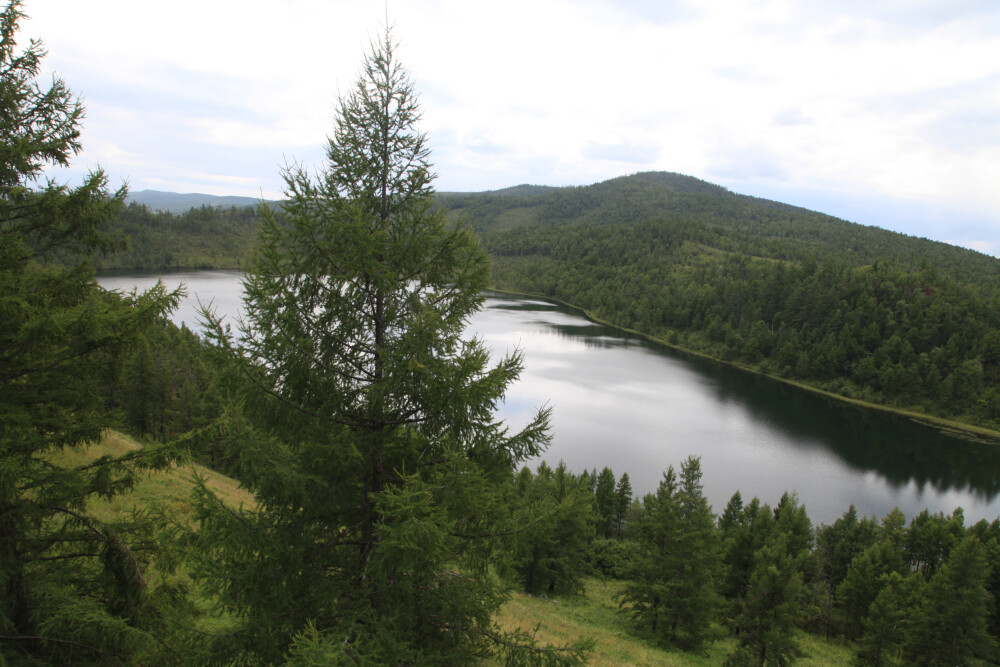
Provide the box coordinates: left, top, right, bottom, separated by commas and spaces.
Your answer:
96, 275, 1000, 525
476, 291, 1000, 525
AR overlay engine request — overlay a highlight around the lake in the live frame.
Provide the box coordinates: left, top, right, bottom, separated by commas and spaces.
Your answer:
98, 270, 1000, 526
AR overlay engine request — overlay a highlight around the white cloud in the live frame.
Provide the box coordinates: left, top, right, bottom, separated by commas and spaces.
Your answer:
950, 239, 999, 256
582, 141, 661, 165
16, 0, 1000, 250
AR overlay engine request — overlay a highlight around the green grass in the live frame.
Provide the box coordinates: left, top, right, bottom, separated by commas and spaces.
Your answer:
492, 577, 855, 666
64, 434, 855, 665
58, 430, 255, 525
54, 431, 254, 634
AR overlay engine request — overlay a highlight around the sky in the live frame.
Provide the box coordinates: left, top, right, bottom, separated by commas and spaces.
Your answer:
21, 0, 1000, 254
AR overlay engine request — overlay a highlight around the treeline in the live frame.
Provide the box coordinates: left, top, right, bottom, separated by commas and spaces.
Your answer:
99, 317, 230, 469
510, 456, 999, 665
93, 317, 1000, 665
461, 174, 1000, 430
85, 173, 1000, 431
87, 202, 264, 270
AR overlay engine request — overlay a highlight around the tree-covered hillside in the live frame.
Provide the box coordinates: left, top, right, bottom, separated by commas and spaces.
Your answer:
439, 172, 1000, 432
89, 171, 1000, 431
89, 202, 264, 270
126, 189, 267, 214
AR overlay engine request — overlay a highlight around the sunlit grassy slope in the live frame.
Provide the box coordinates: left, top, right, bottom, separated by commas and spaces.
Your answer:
491, 577, 854, 666
69, 432, 852, 665
60, 430, 254, 525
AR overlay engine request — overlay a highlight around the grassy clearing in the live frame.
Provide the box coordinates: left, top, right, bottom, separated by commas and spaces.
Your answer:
59, 430, 255, 526
492, 577, 855, 666
64, 434, 855, 665
53, 431, 253, 633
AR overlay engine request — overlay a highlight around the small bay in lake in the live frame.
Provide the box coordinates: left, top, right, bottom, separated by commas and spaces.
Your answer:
98, 270, 1000, 526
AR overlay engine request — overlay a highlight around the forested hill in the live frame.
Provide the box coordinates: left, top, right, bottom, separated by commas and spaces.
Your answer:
440, 171, 1000, 433
88, 201, 263, 270
127, 189, 268, 214
93, 172, 1000, 431
439, 171, 1000, 284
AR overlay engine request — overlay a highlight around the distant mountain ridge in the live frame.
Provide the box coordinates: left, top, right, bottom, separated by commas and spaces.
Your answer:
127, 190, 268, 214
129, 172, 728, 215
97, 171, 1000, 435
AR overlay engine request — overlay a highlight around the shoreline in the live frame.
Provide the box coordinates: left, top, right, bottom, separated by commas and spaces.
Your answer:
97, 266, 1000, 445
486, 286, 1000, 446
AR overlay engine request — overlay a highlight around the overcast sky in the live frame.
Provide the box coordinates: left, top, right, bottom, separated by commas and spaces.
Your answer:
23, 0, 1000, 254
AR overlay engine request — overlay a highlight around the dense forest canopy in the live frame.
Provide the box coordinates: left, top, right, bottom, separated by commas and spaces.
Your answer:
98, 169, 1000, 433
436, 171, 1000, 432
8, 0, 1000, 661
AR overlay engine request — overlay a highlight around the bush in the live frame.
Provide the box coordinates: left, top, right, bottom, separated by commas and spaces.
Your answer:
588, 537, 641, 579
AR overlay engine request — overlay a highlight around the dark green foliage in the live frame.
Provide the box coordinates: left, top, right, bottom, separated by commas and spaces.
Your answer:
816, 505, 880, 589
773, 492, 813, 562
620, 456, 721, 651
614, 472, 633, 537
726, 533, 805, 667
970, 520, 1000, 638
854, 571, 922, 667
0, 3, 183, 663
719, 494, 776, 605
52, 201, 265, 271
594, 466, 618, 538
588, 536, 641, 579
903, 508, 965, 577
96, 202, 263, 270
719, 494, 814, 665
193, 32, 585, 665
836, 542, 903, 640
904, 534, 996, 665
106, 318, 224, 457
463, 172, 1000, 431
509, 462, 595, 595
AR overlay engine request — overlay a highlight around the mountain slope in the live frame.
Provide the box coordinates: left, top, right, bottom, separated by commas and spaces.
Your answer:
450, 172, 1000, 433
102, 174, 1000, 432
127, 189, 269, 214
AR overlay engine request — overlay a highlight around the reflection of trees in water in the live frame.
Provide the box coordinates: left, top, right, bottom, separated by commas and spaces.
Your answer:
489, 291, 1000, 501
484, 294, 562, 313
686, 354, 1000, 501
547, 324, 638, 351
488, 294, 637, 351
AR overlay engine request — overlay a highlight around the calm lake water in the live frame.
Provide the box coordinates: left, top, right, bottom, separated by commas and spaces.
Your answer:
98, 270, 1000, 526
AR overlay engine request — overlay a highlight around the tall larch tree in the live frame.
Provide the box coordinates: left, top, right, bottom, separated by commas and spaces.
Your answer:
727, 533, 805, 666
614, 471, 633, 537
194, 30, 586, 665
620, 456, 721, 651
0, 2, 181, 664
904, 534, 996, 665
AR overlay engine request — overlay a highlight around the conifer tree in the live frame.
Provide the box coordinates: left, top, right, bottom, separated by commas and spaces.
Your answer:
0, 2, 181, 663
837, 540, 905, 641
620, 466, 680, 637
614, 471, 633, 537
594, 466, 618, 538
195, 30, 584, 665
726, 533, 804, 667
773, 491, 812, 560
621, 457, 721, 651
855, 571, 922, 667
904, 534, 996, 665
509, 462, 594, 595
720, 495, 775, 604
